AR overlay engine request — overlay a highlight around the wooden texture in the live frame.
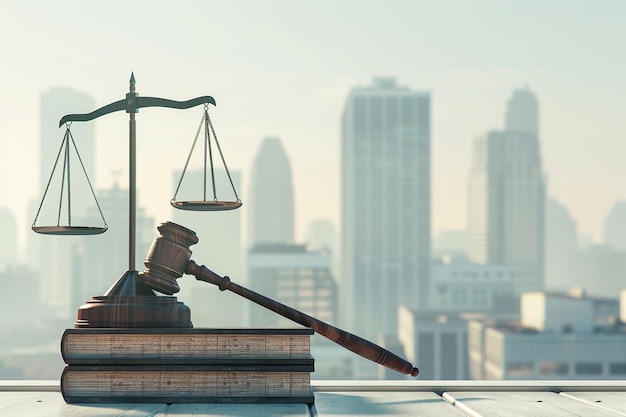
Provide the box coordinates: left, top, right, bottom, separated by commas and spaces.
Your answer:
61, 366, 313, 403
74, 295, 192, 328
314, 391, 468, 417
561, 392, 626, 416
61, 328, 312, 364
443, 391, 624, 416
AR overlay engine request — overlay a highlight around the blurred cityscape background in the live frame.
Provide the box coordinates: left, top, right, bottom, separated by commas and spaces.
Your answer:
1, 1, 625, 380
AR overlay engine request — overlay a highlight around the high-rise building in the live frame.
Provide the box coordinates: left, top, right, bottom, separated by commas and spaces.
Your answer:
468, 88, 545, 293
545, 198, 578, 292
505, 87, 539, 136
341, 78, 431, 342
604, 201, 626, 252
0, 207, 18, 271
171, 168, 245, 327
36, 88, 95, 318
246, 243, 337, 327
248, 137, 294, 246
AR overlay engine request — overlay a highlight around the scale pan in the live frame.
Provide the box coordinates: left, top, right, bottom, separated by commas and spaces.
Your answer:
32, 226, 108, 236
170, 200, 242, 211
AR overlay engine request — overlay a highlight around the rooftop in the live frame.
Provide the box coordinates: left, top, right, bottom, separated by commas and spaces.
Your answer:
3, 380, 626, 416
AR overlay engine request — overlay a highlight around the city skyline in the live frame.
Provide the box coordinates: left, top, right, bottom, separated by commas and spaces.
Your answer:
1, 1, 625, 254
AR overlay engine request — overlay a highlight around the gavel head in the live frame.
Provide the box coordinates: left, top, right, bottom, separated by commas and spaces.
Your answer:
137, 221, 199, 295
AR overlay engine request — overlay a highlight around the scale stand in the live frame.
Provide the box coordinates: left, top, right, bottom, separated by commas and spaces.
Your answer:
33, 73, 241, 328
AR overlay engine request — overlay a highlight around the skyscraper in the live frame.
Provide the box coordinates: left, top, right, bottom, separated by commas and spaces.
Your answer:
468, 88, 545, 293
36, 88, 95, 318
505, 88, 539, 136
247, 243, 337, 327
0, 207, 18, 270
545, 198, 578, 291
341, 78, 431, 342
248, 137, 294, 246
604, 201, 626, 251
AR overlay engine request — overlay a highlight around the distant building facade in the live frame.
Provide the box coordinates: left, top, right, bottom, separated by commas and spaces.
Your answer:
430, 257, 520, 316
248, 137, 294, 246
545, 198, 578, 292
469, 291, 625, 380
0, 207, 18, 271
604, 201, 626, 252
468, 88, 545, 294
247, 243, 337, 327
505, 87, 539, 136
398, 305, 470, 380
341, 77, 431, 343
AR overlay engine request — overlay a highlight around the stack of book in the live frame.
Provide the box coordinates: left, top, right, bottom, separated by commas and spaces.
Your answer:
60, 327, 314, 403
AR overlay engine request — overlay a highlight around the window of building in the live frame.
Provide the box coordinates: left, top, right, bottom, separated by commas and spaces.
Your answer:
506, 362, 534, 377
539, 362, 568, 376
575, 363, 603, 375
609, 363, 626, 375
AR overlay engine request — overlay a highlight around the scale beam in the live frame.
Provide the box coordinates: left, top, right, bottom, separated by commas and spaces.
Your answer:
59, 96, 216, 127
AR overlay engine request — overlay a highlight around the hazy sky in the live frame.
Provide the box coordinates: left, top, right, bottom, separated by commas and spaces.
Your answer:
1, 1, 625, 252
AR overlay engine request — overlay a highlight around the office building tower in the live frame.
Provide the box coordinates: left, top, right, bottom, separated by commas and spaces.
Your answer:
468, 88, 545, 293
0, 207, 18, 271
36, 88, 95, 318
505, 87, 539, 136
247, 243, 337, 327
248, 137, 294, 246
545, 198, 578, 292
172, 168, 244, 327
604, 201, 626, 251
341, 78, 431, 342
73, 182, 154, 310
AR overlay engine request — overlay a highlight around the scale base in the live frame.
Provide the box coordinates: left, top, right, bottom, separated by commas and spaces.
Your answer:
74, 270, 192, 328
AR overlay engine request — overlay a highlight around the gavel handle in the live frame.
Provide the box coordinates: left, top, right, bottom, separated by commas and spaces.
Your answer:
185, 260, 419, 377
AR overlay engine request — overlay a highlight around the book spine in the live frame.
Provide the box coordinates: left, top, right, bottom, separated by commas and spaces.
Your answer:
61, 366, 313, 403
62, 332, 310, 363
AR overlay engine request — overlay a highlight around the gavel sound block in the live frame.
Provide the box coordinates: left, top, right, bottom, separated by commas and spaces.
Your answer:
136, 221, 419, 377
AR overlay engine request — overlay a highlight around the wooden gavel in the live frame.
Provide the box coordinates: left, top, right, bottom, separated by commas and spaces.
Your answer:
137, 221, 419, 377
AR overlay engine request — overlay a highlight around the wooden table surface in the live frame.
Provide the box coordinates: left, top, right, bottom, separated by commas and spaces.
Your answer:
3, 381, 626, 416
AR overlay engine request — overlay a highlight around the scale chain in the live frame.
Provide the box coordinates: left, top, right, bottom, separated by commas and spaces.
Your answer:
33, 127, 70, 227
172, 110, 205, 202
204, 108, 218, 201
206, 111, 240, 202
67, 128, 108, 228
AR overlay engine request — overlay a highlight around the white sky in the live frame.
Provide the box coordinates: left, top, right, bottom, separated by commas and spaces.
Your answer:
1, 0, 625, 251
